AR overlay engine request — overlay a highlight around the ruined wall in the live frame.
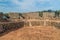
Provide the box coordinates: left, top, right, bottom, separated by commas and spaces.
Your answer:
22, 12, 55, 20
46, 21, 60, 28
0, 21, 24, 33
24, 19, 60, 29
22, 12, 60, 28
22, 12, 40, 19
43, 12, 55, 20
31, 21, 44, 26
8, 13, 20, 19
0, 19, 60, 34
0, 11, 60, 34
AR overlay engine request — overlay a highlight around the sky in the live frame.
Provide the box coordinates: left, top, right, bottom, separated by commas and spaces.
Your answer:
0, 0, 60, 13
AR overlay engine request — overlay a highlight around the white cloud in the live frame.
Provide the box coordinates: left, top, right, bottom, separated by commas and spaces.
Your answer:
10, 0, 51, 12
0, 0, 57, 12
10, 0, 36, 11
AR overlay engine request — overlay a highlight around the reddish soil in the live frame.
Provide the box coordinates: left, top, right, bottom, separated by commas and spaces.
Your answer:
0, 26, 60, 40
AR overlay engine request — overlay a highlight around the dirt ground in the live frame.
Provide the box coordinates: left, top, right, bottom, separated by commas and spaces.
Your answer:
0, 26, 60, 40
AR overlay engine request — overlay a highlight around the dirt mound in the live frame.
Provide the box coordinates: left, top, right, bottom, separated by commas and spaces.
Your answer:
0, 26, 60, 40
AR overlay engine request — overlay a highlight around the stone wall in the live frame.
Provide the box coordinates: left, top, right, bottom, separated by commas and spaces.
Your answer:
0, 19, 60, 34
31, 21, 44, 26
22, 12, 40, 19
8, 13, 20, 19
0, 21, 24, 33
24, 19, 60, 29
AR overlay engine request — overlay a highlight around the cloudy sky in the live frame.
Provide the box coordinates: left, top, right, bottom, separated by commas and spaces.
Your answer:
0, 0, 60, 13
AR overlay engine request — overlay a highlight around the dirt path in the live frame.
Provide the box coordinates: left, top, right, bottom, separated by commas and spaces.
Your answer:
0, 26, 60, 40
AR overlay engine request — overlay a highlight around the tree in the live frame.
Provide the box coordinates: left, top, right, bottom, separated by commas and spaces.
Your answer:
47, 10, 52, 12
55, 11, 59, 17
39, 12, 43, 17
19, 13, 25, 19
4, 13, 10, 19
0, 12, 3, 14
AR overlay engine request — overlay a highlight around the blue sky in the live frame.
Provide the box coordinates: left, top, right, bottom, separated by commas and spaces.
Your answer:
0, 0, 60, 13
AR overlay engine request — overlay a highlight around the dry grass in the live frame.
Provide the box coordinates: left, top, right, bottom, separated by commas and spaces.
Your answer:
0, 26, 60, 40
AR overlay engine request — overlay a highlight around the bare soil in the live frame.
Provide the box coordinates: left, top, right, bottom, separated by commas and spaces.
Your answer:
0, 26, 60, 40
